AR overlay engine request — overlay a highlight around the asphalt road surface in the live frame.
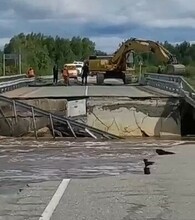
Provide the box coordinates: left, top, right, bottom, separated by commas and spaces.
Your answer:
0, 138, 195, 219
2, 85, 156, 99
2, 77, 179, 99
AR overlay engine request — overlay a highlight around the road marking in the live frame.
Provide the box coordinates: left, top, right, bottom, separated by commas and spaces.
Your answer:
39, 179, 70, 220
85, 86, 88, 96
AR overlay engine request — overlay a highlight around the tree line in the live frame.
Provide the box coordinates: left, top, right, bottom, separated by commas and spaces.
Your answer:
0, 33, 195, 76
0, 33, 101, 75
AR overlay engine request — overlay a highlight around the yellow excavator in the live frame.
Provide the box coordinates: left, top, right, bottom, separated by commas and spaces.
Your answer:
88, 38, 186, 84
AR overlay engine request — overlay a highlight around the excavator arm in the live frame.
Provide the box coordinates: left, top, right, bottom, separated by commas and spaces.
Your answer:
110, 38, 178, 68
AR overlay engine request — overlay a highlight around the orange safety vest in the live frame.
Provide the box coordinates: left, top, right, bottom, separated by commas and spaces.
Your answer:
62, 69, 69, 77
27, 69, 35, 77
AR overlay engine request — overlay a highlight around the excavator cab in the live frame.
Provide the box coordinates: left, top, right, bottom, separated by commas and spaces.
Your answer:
170, 56, 178, 64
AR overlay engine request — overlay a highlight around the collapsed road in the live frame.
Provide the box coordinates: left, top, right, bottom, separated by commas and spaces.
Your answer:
1, 76, 195, 139
0, 75, 195, 219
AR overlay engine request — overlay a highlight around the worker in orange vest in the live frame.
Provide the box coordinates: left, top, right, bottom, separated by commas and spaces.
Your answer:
27, 67, 35, 78
62, 66, 70, 86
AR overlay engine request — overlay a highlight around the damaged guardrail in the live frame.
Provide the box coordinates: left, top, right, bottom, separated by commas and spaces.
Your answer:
0, 94, 121, 140
141, 73, 195, 107
141, 73, 195, 95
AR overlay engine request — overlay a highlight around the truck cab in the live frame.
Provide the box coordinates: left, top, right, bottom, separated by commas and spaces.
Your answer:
64, 63, 79, 79
73, 61, 84, 76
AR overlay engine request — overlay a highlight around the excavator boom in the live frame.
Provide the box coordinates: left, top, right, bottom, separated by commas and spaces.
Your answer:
88, 38, 185, 85
111, 38, 178, 68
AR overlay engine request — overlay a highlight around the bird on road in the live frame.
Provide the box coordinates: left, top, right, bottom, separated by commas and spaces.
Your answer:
143, 159, 155, 167
143, 159, 154, 175
156, 149, 175, 155
144, 167, 150, 175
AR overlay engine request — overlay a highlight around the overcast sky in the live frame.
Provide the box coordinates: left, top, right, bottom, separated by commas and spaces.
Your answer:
0, 0, 195, 52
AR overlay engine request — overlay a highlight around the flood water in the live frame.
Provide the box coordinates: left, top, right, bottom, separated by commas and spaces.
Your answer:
0, 138, 188, 185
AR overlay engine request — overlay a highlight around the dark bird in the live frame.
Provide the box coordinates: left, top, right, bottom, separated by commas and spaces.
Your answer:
144, 167, 150, 175
143, 159, 155, 167
18, 188, 23, 193
156, 149, 175, 155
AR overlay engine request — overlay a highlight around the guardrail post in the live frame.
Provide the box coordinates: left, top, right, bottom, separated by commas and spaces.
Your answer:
12, 100, 18, 123
49, 113, 55, 139
66, 120, 77, 138
31, 107, 38, 139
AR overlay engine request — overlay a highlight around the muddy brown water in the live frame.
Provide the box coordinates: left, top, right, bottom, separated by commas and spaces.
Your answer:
0, 138, 188, 186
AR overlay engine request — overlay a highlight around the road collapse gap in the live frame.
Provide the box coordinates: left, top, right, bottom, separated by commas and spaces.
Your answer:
180, 100, 195, 136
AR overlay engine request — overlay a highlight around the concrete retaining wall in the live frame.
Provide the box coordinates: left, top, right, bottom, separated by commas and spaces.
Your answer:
0, 115, 49, 137
0, 98, 67, 137
87, 98, 181, 137
20, 99, 67, 115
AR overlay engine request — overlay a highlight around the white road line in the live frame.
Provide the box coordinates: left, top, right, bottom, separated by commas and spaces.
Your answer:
85, 86, 88, 96
39, 179, 70, 220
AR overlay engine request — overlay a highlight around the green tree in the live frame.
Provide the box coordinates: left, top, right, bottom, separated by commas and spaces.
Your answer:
4, 33, 96, 75
4, 33, 195, 76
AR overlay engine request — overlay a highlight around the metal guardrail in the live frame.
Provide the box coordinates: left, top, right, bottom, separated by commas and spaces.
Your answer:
140, 73, 195, 111
0, 74, 26, 83
0, 77, 35, 93
141, 73, 195, 104
144, 77, 182, 95
143, 73, 195, 94
0, 74, 53, 93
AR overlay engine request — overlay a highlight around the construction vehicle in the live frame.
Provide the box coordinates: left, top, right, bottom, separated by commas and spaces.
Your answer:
73, 61, 84, 76
63, 63, 79, 79
88, 38, 186, 85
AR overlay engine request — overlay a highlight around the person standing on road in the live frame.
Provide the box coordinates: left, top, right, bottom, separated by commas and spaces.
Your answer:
27, 67, 35, 78
53, 63, 59, 84
82, 62, 89, 86
62, 66, 70, 86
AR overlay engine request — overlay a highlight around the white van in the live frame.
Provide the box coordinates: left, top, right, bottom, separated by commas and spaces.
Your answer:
73, 61, 84, 76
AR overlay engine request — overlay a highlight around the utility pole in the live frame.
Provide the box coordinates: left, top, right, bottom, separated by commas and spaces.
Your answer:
19, 54, 22, 74
3, 54, 5, 76
19, 47, 22, 74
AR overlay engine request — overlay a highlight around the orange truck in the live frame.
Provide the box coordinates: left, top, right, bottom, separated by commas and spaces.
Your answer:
63, 63, 79, 79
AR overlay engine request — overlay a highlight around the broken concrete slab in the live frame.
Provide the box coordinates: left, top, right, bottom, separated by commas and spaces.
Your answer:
87, 97, 181, 137
20, 99, 67, 115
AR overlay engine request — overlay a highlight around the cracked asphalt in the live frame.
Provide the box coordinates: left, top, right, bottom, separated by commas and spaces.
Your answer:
0, 138, 195, 219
